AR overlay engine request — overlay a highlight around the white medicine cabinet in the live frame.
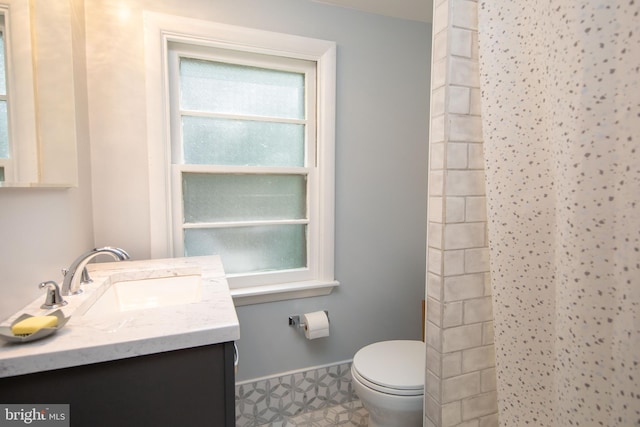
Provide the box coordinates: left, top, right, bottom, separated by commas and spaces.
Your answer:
0, 0, 79, 188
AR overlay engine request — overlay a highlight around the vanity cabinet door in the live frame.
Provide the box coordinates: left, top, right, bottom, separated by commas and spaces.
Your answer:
0, 342, 235, 427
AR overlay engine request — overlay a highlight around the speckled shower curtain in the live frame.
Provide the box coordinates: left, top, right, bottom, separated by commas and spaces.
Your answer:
477, 1, 639, 426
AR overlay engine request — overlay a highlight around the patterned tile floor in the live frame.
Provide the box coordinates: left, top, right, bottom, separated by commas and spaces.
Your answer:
249, 399, 368, 427
282, 399, 369, 427
236, 362, 367, 427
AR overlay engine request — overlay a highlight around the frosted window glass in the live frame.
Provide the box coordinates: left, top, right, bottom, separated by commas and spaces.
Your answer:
0, 33, 5, 94
0, 101, 8, 158
180, 58, 305, 119
182, 116, 304, 167
183, 173, 306, 222
184, 225, 307, 274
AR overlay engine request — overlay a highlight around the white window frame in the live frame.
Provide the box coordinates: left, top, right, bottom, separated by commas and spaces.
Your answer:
168, 45, 317, 286
144, 12, 338, 305
0, 1, 38, 185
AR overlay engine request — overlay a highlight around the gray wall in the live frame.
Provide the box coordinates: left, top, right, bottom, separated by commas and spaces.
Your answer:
226, 1, 432, 380
0, 0, 431, 382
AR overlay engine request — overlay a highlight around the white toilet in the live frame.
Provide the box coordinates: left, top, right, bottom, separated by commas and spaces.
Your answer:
351, 340, 425, 427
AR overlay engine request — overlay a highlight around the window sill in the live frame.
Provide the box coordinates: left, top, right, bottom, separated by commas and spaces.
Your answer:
230, 280, 339, 306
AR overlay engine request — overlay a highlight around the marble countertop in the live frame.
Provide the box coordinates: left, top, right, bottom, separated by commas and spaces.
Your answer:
0, 256, 240, 378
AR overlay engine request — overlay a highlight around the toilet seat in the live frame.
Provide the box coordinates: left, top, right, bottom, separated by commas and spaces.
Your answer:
352, 340, 425, 397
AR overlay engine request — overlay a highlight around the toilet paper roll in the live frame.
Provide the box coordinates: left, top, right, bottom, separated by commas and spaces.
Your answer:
302, 311, 330, 340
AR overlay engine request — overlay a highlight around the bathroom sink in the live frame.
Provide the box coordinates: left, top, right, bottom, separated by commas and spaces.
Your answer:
83, 275, 203, 317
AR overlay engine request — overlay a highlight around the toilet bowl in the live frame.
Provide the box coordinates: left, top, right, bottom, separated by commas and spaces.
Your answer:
351, 340, 424, 427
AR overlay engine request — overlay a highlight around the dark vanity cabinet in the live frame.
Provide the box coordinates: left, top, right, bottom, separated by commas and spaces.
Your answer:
0, 342, 235, 427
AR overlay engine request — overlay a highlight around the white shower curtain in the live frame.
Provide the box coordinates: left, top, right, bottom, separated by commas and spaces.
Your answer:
477, 1, 639, 426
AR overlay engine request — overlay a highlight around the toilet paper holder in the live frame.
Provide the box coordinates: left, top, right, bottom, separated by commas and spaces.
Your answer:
289, 310, 329, 329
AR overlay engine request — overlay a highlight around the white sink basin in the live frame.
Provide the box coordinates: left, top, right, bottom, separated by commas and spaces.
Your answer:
83, 275, 203, 317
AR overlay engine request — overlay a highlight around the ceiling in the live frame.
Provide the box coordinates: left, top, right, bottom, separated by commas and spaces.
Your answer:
311, 0, 432, 23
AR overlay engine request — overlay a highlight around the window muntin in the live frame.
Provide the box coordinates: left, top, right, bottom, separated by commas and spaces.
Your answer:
169, 45, 318, 285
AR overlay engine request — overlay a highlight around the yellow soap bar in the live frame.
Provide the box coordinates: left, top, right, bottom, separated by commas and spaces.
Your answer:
11, 315, 58, 336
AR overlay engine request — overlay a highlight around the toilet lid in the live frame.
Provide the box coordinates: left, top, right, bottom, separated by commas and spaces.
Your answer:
352, 340, 424, 394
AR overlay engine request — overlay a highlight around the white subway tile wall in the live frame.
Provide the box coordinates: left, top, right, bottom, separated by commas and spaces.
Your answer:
430, 197, 444, 223
447, 143, 469, 168
442, 372, 481, 403
443, 249, 466, 275
443, 301, 463, 328
442, 351, 463, 378
445, 197, 466, 223
442, 324, 483, 353
426, 0, 498, 426
461, 391, 498, 420
444, 274, 485, 301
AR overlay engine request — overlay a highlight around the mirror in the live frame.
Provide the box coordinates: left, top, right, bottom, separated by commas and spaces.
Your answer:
0, 0, 79, 187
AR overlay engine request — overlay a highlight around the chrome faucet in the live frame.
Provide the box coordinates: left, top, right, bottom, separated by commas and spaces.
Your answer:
61, 247, 130, 296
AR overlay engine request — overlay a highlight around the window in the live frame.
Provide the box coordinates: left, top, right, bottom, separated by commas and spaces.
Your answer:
144, 13, 338, 304
168, 45, 318, 284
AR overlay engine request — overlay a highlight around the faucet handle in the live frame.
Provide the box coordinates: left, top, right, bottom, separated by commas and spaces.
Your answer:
80, 268, 93, 284
39, 281, 68, 310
